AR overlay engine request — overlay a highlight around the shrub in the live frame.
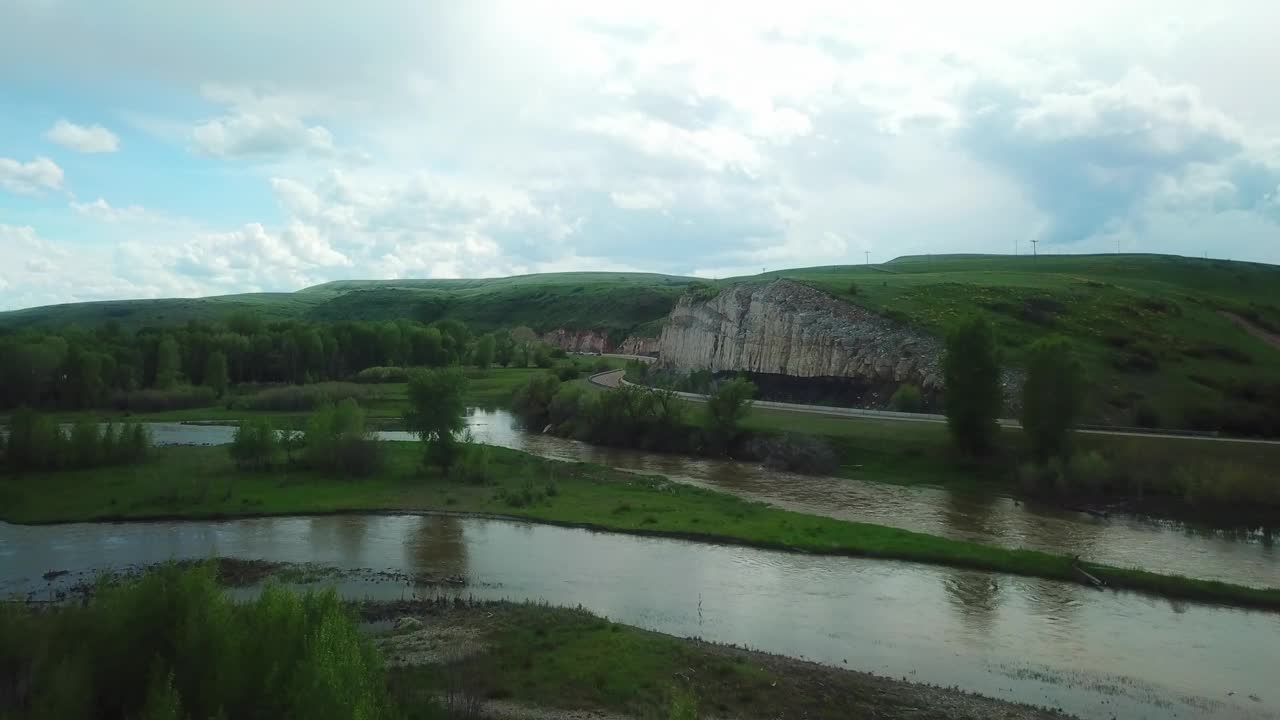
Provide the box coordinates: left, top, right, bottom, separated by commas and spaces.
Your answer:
555, 365, 581, 381
511, 374, 562, 426
3, 407, 62, 470
352, 366, 410, 383
592, 359, 613, 373
889, 384, 923, 412
745, 433, 838, 475
111, 386, 216, 412
0, 564, 397, 719
230, 417, 277, 471
549, 348, 567, 359
69, 420, 101, 469
704, 377, 756, 452
230, 383, 377, 412
1134, 404, 1162, 428
846, 281, 859, 296
303, 399, 382, 476
450, 443, 492, 485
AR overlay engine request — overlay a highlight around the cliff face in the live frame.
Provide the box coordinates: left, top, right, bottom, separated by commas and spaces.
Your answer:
658, 280, 944, 389
541, 329, 660, 356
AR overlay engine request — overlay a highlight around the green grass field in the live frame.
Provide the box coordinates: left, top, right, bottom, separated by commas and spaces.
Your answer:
2, 442, 1275, 608
750, 254, 1280, 430
4, 253, 1278, 432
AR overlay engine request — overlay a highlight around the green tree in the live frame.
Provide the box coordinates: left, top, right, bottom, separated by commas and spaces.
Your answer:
405, 367, 468, 470
475, 334, 496, 370
942, 315, 1003, 456
1021, 336, 1084, 463
704, 376, 756, 450
69, 419, 101, 468
511, 373, 562, 425
230, 417, 277, 471
304, 399, 380, 475
205, 350, 230, 398
154, 336, 181, 390
889, 384, 923, 413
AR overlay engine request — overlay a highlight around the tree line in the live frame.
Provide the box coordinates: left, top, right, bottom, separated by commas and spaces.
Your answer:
0, 312, 543, 411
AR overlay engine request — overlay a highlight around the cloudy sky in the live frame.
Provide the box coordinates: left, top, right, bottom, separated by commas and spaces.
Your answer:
2, 1, 1279, 310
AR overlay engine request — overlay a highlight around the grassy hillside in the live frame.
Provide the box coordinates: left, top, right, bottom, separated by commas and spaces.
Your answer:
0, 272, 696, 338
759, 254, 1280, 431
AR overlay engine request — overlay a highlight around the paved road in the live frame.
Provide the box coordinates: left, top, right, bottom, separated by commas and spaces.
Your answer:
587, 369, 1280, 446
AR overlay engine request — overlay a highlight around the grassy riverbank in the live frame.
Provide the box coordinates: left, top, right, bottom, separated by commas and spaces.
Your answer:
3, 442, 1277, 610
375, 600, 1064, 720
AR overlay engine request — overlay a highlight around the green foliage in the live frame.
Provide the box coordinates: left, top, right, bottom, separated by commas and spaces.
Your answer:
154, 336, 181, 390
0, 564, 396, 719
942, 315, 1002, 456
230, 417, 277, 471
2, 409, 148, 471
69, 420, 101, 469
532, 345, 554, 369
1021, 336, 1083, 463
405, 367, 468, 470
205, 350, 229, 398
303, 399, 382, 476
230, 382, 378, 412
510, 373, 562, 426
704, 377, 757, 450
889, 384, 923, 413
111, 386, 217, 412
474, 334, 496, 370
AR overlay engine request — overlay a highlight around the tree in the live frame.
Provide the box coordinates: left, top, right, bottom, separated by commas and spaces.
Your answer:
474, 334, 496, 370
704, 376, 756, 450
942, 315, 1002, 456
205, 351, 230, 398
230, 417, 277, 471
154, 336, 181, 390
511, 373, 561, 425
304, 399, 380, 475
1022, 336, 1084, 463
404, 367, 467, 470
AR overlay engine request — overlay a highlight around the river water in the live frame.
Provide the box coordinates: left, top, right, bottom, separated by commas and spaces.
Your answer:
139, 411, 1279, 589
1, 514, 1276, 720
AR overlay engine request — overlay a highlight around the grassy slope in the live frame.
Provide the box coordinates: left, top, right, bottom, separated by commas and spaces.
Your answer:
761, 254, 1280, 428
0, 272, 696, 337
2, 442, 1275, 609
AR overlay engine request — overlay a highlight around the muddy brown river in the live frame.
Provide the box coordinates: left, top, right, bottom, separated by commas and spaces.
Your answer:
140, 410, 1279, 589
1, 514, 1276, 720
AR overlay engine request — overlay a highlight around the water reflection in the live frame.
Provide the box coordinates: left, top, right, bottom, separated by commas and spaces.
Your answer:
128, 416, 1279, 588
2, 516, 1275, 720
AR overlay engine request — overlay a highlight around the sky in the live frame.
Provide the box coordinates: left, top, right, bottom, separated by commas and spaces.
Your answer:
2, 1, 1279, 311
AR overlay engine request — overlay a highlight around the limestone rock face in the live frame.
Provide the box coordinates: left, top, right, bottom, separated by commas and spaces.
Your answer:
541, 329, 660, 356
658, 280, 943, 389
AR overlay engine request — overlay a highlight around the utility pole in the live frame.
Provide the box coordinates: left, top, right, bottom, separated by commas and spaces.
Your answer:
864, 251, 870, 265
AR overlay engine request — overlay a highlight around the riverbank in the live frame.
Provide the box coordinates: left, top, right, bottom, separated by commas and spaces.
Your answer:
3, 441, 1277, 610
371, 598, 1072, 720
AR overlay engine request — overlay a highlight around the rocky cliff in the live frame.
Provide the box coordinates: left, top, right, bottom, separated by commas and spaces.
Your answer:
658, 280, 944, 389
541, 329, 660, 356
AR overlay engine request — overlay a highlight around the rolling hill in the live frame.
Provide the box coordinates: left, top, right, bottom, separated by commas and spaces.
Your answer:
3, 254, 1277, 432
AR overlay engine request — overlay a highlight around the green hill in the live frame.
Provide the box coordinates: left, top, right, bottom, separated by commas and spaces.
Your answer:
761, 254, 1280, 431
3, 255, 1277, 433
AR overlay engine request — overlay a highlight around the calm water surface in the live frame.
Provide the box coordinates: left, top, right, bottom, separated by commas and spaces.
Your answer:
135, 412, 1279, 589
1, 514, 1276, 720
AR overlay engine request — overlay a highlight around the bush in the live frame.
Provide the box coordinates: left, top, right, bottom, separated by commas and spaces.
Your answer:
704, 377, 756, 451
0, 564, 397, 719
889, 384, 923, 412
405, 367, 467, 470
352, 366, 410, 383
511, 374, 562, 426
846, 281, 859, 296
555, 365, 581, 381
230, 383, 377, 412
450, 443, 493, 485
303, 399, 382, 476
2, 410, 148, 471
1069, 451, 1111, 493
745, 433, 838, 475
3, 407, 62, 470
111, 386, 216, 412
230, 417, 277, 471
1134, 404, 1162, 428
69, 420, 101, 469
1021, 336, 1083, 463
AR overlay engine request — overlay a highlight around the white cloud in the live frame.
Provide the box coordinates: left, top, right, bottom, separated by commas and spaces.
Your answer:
0, 156, 63, 195
70, 198, 154, 223
44, 119, 120, 153
192, 113, 333, 157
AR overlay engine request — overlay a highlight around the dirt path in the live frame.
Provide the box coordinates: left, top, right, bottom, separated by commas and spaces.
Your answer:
1220, 311, 1280, 351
